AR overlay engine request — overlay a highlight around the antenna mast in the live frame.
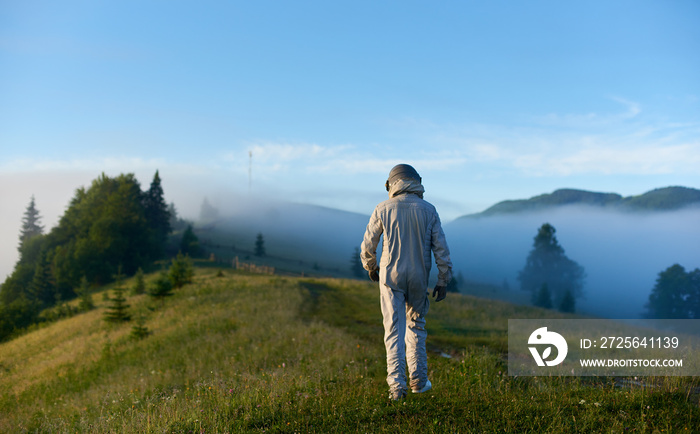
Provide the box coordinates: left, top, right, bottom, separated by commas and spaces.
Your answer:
248, 151, 252, 193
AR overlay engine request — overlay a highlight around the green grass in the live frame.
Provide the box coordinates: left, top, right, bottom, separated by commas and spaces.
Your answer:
0, 269, 698, 432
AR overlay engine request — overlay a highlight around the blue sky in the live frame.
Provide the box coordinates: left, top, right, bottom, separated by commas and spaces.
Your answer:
1, 0, 699, 278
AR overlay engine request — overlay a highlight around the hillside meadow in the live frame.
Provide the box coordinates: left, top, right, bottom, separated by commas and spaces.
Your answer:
0, 268, 698, 433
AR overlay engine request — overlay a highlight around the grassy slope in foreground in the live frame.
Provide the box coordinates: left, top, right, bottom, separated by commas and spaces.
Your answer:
0, 269, 698, 433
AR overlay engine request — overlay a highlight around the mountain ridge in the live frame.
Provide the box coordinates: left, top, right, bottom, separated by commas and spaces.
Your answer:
460, 186, 700, 219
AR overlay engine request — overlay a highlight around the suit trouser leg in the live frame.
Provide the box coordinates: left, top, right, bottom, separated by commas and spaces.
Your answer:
406, 312, 428, 391
380, 285, 407, 394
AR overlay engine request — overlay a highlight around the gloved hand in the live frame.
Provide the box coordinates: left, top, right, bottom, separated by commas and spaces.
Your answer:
432, 285, 446, 302
368, 268, 379, 282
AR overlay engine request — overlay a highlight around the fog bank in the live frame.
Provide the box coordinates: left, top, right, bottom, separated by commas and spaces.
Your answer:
202, 197, 370, 272
444, 206, 700, 318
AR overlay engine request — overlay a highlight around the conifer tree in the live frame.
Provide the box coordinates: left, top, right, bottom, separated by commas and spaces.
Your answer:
645, 264, 698, 319
29, 251, 55, 308
502, 278, 510, 291
534, 283, 553, 309
199, 197, 220, 222
104, 268, 131, 323
143, 171, 171, 259
75, 276, 95, 312
559, 288, 576, 313
446, 273, 460, 293
518, 223, 585, 307
168, 202, 188, 232
169, 252, 194, 289
18, 195, 44, 253
350, 247, 364, 278
132, 267, 146, 295
690, 269, 700, 320
17, 196, 44, 262
180, 224, 202, 257
148, 270, 174, 305
130, 314, 150, 340
255, 233, 266, 257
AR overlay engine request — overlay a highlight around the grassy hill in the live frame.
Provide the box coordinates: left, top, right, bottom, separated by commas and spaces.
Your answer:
1, 268, 698, 432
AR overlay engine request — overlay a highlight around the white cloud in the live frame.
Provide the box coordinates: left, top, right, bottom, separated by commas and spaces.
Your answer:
247, 142, 353, 163
394, 96, 700, 179
228, 110, 700, 181
454, 139, 700, 178
534, 96, 642, 129
550, 143, 700, 176
610, 96, 642, 119
223, 142, 467, 178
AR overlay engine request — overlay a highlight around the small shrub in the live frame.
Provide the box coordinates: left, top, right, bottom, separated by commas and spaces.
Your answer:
149, 270, 174, 305
104, 271, 131, 323
76, 276, 95, 312
132, 268, 146, 295
130, 315, 150, 340
169, 252, 194, 289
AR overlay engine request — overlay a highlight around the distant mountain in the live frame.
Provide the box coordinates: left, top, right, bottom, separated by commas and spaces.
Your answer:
621, 186, 700, 210
463, 186, 700, 218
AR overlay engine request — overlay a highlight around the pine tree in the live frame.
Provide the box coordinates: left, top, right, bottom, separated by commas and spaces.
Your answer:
130, 314, 150, 340
143, 171, 171, 259
29, 251, 55, 308
518, 223, 586, 307
559, 288, 576, 313
75, 276, 95, 312
645, 264, 697, 319
254, 233, 266, 257
132, 267, 146, 295
168, 202, 188, 232
199, 197, 220, 222
502, 278, 510, 291
148, 270, 174, 305
534, 283, 553, 309
18, 195, 44, 253
446, 275, 460, 293
169, 252, 194, 289
180, 224, 202, 257
690, 269, 700, 320
104, 269, 131, 323
350, 247, 364, 278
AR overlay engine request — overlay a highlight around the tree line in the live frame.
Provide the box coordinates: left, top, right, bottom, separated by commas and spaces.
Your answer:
0, 171, 174, 341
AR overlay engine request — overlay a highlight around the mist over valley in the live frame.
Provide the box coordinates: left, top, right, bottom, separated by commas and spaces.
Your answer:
445, 205, 700, 318
195, 199, 371, 275
196, 187, 700, 319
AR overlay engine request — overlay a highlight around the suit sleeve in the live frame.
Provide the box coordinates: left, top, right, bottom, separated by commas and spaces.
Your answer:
361, 208, 383, 272
431, 213, 453, 287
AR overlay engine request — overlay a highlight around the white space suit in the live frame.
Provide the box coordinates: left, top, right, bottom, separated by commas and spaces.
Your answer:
361, 174, 453, 399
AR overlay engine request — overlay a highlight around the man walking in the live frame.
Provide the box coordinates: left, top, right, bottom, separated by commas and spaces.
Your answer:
361, 164, 453, 401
